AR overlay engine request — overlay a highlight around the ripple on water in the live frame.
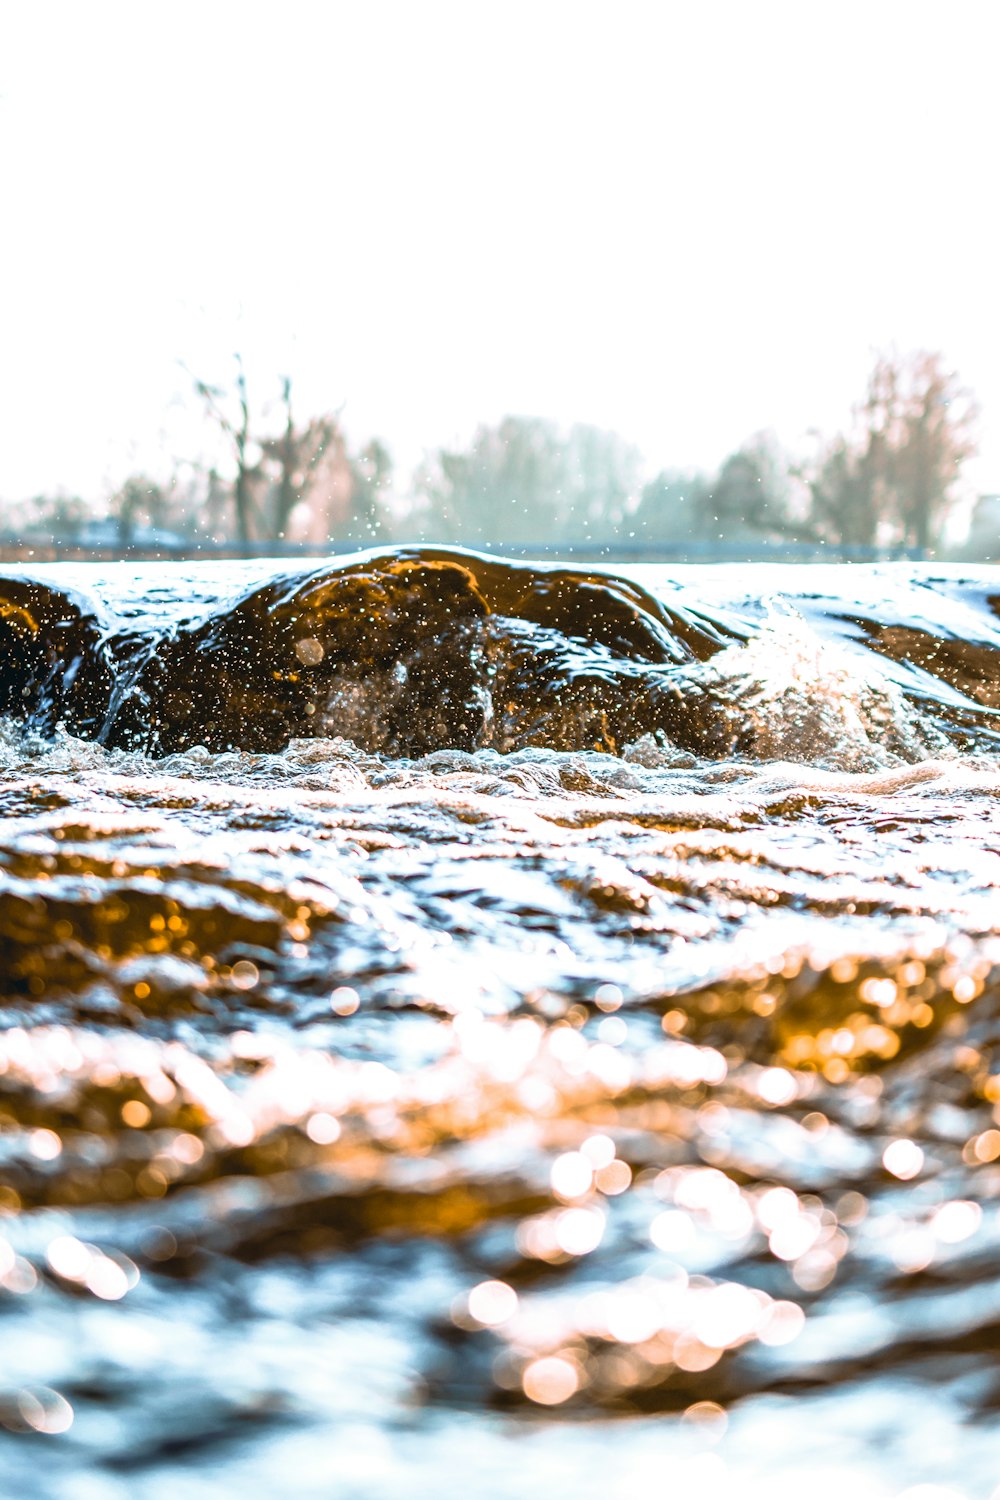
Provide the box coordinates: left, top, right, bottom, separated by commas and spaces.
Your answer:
2, 555, 1000, 1496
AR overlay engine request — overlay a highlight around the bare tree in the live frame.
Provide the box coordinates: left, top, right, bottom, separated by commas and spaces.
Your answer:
806, 350, 977, 555
257, 376, 343, 539
184, 363, 391, 545
185, 354, 261, 543
890, 351, 977, 551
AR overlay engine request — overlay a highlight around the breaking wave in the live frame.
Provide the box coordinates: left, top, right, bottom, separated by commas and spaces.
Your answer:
2, 547, 999, 769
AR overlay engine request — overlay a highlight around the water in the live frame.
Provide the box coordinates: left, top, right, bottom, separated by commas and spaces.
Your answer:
2, 547, 1000, 1499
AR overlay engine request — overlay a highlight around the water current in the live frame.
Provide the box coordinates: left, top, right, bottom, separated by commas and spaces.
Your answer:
2, 547, 1000, 1499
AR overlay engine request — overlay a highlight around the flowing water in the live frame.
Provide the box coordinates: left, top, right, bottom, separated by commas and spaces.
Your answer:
2, 548, 1000, 1499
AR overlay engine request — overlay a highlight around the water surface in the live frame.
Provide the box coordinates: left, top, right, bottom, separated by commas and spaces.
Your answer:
2, 549, 1000, 1498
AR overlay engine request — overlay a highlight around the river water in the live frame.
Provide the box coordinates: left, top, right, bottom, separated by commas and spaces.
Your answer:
2, 548, 1000, 1499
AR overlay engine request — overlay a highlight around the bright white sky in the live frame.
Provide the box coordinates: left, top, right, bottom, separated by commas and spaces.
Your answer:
1, 0, 998, 507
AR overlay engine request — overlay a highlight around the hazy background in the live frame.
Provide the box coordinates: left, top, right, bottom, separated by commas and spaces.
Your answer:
1, 0, 998, 557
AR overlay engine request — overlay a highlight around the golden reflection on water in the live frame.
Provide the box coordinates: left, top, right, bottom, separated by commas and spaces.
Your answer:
3, 883, 1000, 1426
4, 556, 1000, 1488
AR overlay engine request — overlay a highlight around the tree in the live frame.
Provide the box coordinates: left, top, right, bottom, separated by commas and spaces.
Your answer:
186, 354, 260, 544
704, 433, 798, 540
803, 435, 878, 549
804, 350, 977, 554
345, 438, 392, 543
632, 470, 712, 546
256, 376, 342, 539
186, 362, 392, 546
633, 433, 799, 550
108, 474, 193, 542
415, 416, 563, 544
14, 492, 90, 539
562, 423, 642, 536
410, 416, 641, 546
891, 351, 977, 551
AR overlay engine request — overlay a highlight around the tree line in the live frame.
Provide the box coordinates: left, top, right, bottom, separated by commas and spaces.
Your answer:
3, 349, 979, 556
632, 350, 977, 555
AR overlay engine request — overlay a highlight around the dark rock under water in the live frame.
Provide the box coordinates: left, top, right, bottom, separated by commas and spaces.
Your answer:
2, 550, 1000, 1498
0, 547, 745, 757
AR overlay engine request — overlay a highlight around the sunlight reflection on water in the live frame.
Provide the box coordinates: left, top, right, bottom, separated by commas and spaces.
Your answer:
2, 555, 1000, 1496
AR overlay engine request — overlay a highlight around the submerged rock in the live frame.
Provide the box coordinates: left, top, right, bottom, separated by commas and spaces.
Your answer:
0, 548, 742, 758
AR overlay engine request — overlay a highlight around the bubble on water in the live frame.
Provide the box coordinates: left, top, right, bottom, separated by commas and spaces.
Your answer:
580, 1134, 616, 1169
46, 1236, 90, 1281
595, 1159, 631, 1196
757, 1066, 797, 1105
331, 986, 360, 1016
594, 983, 622, 1012
769, 1214, 821, 1262
121, 1099, 151, 1128
554, 1206, 605, 1256
550, 1152, 593, 1201
467, 1280, 518, 1326
86, 1256, 131, 1301
932, 1200, 981, 1244
969, 1129, 1000, 1164
691, 1283, 764, 1348
521, 1356, 579, 1405
605, 1287, 663, 1345
29, 1128, 62, 1160
792, 1249, 839, 1291
892, 1229, 936, 1274
682, 1400, 728, 1439
16, 1388, 73, 1435
883, 1139, 924, 1180
673, 1335, 721, 1372
1, 1256, 37, 1294
650, 1210, 696, 1252
758, 1300, 806, 1346
217, 1113, 255, 1147
756, 1186, 800, 1231
597, 1015, 627, 1046
860, 976, 897, 1008
294, 637, 325, 666
306, 1111, 341, 1145
171, 1132, 205, 1165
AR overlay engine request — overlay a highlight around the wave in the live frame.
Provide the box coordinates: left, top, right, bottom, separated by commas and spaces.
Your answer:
1, 547, 999, 764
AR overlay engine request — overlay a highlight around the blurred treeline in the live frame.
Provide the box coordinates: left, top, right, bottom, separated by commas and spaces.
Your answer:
2, 349, 989, 560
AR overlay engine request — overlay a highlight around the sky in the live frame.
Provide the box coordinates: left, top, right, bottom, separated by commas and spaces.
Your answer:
1, 0, 999, 506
